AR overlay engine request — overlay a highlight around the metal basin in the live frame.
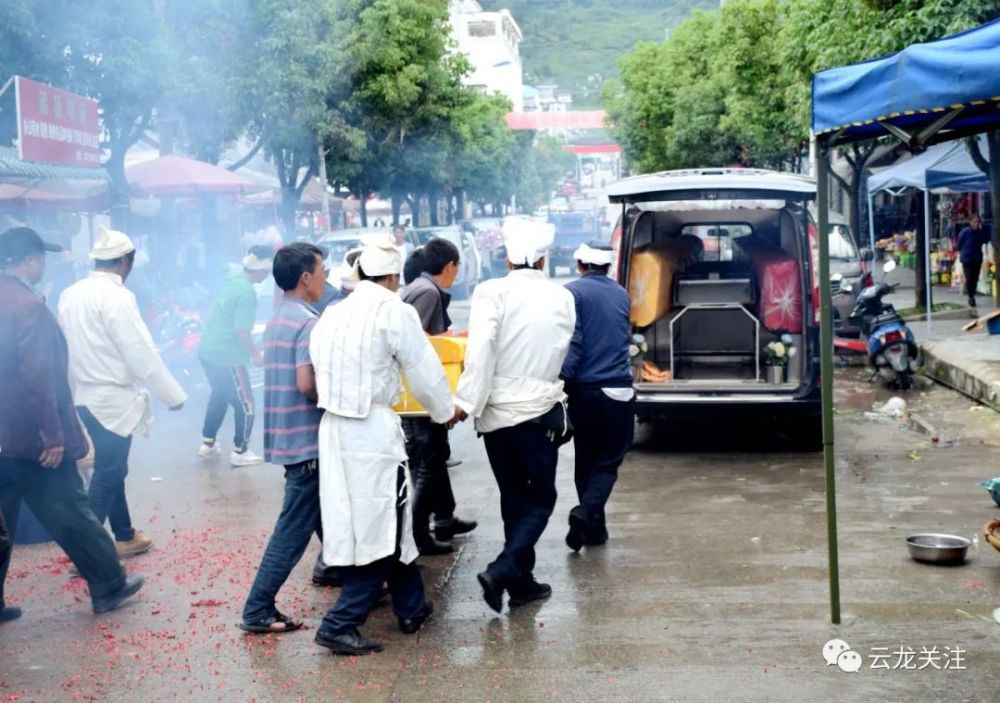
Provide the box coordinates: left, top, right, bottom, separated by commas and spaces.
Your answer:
905, 534, 970, 565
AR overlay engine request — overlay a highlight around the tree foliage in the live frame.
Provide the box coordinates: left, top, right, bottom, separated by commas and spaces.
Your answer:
607, 0, 1000, 174
0, 0, 562, 232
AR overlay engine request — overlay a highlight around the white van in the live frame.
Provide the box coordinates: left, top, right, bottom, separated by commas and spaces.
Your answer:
608, 168, 822, 447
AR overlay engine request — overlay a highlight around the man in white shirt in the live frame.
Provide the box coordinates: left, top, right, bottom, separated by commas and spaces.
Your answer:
59, 226, 187, 558
455, 217, 576, 613
310, 243, 461, 655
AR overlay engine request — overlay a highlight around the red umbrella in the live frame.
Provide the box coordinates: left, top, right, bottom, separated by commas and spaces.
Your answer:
125, 155, 262, 197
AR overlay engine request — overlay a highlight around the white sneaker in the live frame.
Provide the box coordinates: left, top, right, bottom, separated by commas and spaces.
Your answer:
230, 450, 264, 467
198, 442, 221, 460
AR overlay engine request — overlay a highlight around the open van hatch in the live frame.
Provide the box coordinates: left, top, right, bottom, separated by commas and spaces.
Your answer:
608, 169, 820, 408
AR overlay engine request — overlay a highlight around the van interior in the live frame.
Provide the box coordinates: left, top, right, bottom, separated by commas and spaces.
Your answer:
623, 205, 811, 392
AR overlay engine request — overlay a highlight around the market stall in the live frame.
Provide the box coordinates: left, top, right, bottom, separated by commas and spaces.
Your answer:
866, 135, 991, 301
811, 17, 1000, 624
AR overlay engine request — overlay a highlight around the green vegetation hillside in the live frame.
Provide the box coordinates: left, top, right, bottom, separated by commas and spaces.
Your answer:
479, 0, 715, 106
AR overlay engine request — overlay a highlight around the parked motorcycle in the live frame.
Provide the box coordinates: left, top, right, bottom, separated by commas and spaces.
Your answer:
839, 260, 921, 389
146, 294, 205, 392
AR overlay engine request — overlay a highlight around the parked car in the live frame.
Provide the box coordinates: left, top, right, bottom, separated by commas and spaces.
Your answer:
459, 218, 504, 279
806, 209, 874, 337
317, 228, 396, 288
607, 168, 822, 448
406, 225, 483, 299
547, 211, 602, 277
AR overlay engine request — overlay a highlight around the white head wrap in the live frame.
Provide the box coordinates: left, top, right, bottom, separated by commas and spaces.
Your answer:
502, 216, 555, 267
243, 249, 273, 272
89, 225, 135, 261
358, 242, 402, 277
573, 242, 614, 266
335, 247, 363, 291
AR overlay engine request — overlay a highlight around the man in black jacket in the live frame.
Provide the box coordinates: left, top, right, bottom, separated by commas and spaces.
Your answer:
957, 215, 991, 315
0, 227, 143, 620
401, 238, 477, 554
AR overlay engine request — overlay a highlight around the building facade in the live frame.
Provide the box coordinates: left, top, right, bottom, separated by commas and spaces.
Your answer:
449, 1, 524, 111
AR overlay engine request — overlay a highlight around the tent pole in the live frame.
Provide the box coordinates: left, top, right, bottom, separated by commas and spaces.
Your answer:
868, 192, 876, 254
817, 138, 841, 626
924, 189, 932, 339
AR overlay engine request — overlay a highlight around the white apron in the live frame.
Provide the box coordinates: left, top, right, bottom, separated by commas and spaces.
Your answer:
311, 281, 455, 567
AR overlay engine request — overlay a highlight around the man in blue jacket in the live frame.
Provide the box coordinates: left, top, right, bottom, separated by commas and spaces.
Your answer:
561, 243, 634, 552
957, 215, 991, 315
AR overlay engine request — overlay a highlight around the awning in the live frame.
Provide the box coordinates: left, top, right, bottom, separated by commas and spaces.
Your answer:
0, 146, 109, 182
867, 135, 989, 194
812, 18, 1000, 144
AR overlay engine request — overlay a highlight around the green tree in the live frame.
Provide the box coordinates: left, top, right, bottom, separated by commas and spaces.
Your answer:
326, 0, 466, 226
0, 0, 171, 225
235, 0, 344, 237
604, 10, 743, 172
160, 0, 253, 165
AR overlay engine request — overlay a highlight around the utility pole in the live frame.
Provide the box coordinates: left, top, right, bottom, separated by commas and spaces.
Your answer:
317, 139, 332, 235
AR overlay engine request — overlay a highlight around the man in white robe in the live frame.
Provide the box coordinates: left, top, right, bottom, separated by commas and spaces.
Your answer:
59, 226, 187, 558
309, 242, 459, 655
455, 217, 576, 613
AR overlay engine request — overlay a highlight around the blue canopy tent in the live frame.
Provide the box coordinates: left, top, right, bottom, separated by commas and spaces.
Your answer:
811, 18, 1000, 625
865, 136, 989, 280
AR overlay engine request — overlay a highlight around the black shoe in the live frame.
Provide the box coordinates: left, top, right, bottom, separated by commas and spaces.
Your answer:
477, 570, 504, 613
565, 508, 588, 552
508, 580, 552, 608
92, 575, 144, 614
398, 602, 434, 634
0, 606, 22, 623
434, 517, 477, 541
415, 534, 454, 555
314, 628, 384, 655
583, 528, 609, 547
312, 564, 345, 588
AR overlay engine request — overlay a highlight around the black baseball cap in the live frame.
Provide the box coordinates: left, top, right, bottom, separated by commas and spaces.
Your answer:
0, 226, 63, 265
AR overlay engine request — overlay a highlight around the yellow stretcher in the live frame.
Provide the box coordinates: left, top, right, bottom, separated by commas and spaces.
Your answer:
392, 336, 467, 416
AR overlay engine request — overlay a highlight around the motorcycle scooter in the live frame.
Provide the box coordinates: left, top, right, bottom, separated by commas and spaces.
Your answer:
838, 259, 921, 389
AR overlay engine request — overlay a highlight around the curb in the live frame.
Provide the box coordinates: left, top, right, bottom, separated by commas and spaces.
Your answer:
902, 308, 971, 324
921, 341, 1000, 412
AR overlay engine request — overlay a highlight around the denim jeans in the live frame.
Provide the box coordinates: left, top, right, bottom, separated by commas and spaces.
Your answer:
319, 465, 427, 635
0, 456, 126, 609
242, 461, 325, 623
78, 406, 135, 542
482, 421, 559, 586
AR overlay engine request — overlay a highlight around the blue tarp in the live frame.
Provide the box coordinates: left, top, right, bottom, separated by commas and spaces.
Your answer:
868, 135, 989, 194
812, 18, 1000, 142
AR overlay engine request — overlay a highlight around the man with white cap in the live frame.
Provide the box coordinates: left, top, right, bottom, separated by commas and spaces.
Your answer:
561, 242, 634, 552
309, 242, 461, 655
455, 216, 576, 613
197, 245, 273, 467
59, 226, 187, 558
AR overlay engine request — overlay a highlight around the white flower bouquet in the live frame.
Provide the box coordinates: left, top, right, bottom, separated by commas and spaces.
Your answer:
764, 334, 796, 367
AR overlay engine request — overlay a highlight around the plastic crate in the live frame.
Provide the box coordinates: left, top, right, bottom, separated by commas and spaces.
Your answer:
393, 336, 466, 416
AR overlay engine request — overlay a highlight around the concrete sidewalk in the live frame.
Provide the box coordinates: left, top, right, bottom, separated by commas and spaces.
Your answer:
922, 319, 1000, 410
878, 266, 1000, 409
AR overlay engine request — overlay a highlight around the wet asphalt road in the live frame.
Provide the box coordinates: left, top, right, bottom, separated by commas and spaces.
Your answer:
2, 360, 1000, 700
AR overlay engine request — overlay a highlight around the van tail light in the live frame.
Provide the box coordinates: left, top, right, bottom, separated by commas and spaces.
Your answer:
808, 223, 821, 325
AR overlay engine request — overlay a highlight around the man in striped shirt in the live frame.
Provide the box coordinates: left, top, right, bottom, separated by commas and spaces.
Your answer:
240, 243, 339, 634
